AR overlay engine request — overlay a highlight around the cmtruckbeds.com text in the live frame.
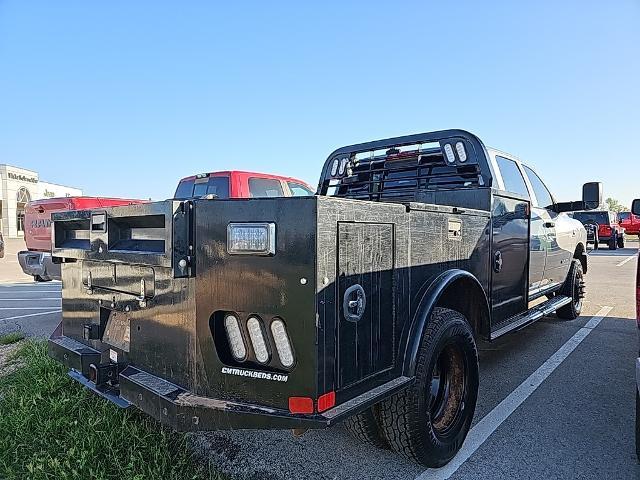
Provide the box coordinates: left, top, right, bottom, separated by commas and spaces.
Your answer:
221, 367, 289, 382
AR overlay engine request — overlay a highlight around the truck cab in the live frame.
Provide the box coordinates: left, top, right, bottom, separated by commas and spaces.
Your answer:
174, 170, 315, 199
486, 149, 587, 302
48, 129, 598, 467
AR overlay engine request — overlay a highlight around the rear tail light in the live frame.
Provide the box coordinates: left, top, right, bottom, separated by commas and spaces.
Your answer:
317, 391, 336, 412
289, 397, 314, 414
247, 316, 269, 364
224, 314, 247, 361
270, 318, 295, 367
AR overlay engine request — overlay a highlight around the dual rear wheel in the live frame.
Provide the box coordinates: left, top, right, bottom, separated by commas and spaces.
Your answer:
344, 307, 478, 467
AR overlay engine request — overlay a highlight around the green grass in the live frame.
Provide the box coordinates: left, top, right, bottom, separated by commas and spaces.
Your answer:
0, 332, 25, 345
0, 341, 221, 480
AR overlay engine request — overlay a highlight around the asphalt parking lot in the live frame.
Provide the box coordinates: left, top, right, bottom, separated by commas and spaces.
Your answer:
0, 242, 638, 479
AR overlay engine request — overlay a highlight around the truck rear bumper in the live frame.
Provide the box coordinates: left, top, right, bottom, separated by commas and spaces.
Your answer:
17, 251, 60, 280
48, 331, 412, 431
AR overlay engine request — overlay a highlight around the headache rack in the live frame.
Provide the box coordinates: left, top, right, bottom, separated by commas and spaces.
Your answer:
318, 129, 494, 204
331, 148, 483, 202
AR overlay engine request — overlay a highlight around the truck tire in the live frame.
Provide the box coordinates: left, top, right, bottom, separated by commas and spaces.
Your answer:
343, 406, 389, 450
557, 259, 584, 320
609, 233, 618, 250
618, 235, 625, 249
378, 307, 478, 467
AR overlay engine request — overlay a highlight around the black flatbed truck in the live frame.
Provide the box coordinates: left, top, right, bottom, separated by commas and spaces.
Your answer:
48, 129, 600, 466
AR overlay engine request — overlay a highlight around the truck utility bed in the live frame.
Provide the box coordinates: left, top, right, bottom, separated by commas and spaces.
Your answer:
50, 194, 491, 429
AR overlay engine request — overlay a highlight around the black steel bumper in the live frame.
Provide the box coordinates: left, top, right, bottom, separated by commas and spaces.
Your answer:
48, 333, 412, 431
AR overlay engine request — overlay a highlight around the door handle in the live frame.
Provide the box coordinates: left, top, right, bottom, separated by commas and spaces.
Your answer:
493, 251, 503, 273
343, 284, 366, 322
543, 221, 555, 228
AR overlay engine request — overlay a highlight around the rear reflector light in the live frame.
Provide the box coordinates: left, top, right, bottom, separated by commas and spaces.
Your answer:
224, 314, 247, 361
317, 391, 336, 412
271, 318, 294, 367
289, 396, 314, 414
247, 316, 269, 364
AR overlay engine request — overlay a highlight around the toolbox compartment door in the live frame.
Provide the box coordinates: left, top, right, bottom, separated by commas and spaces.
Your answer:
337, 222, 395, 389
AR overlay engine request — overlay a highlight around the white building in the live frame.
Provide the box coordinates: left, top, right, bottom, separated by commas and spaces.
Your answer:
0, 164, 82, 238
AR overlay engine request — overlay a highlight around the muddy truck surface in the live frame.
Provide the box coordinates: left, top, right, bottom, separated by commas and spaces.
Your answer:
48, 129, 600, 466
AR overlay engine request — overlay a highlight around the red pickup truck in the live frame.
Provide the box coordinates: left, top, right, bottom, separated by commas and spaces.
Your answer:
19, 197, 145, 281
619, 211, 640, 236
572, 210, 626, 250
174, 170, 315, 199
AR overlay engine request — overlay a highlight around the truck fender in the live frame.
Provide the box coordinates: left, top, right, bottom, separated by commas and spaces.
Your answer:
401, 269, 489, 377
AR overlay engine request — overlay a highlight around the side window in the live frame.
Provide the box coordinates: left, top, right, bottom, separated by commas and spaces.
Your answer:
496, 156, 529, 198
206, 177, 230, 198
287, 182, 314, 197
174, 179, 194, 198
249, 178, 284, 198
523, 166, 554, 209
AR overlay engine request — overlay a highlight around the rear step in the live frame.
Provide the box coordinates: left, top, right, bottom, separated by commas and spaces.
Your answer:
490, 295, 572, 340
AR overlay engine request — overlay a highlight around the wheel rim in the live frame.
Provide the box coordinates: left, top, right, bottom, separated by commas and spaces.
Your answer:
429, 343, 466, 435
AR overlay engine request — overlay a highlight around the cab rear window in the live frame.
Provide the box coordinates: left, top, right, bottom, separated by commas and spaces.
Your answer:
249, 178, 284, 197
175, 176, 230, 199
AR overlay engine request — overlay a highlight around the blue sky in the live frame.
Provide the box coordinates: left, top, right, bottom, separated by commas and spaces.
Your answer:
1, 1, 638, 205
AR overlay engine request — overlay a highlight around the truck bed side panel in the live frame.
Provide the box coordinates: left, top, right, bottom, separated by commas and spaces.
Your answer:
316, 196, 491, 401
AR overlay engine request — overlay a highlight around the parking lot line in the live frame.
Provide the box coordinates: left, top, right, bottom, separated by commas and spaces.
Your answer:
616, 256, 636, 267
0, 310, 62, 322
415, 305, 613, 480
0, 307, 63, 310
0, 298, 61, 301
0, 290, 61, 294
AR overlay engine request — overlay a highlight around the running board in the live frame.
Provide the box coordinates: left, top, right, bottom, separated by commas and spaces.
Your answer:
490, 295, 572, 340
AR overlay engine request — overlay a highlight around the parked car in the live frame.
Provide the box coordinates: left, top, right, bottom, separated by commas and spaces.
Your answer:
572, 210, 625, 250
619, 211, 640, 237
18, 197, 145, 281
0, 231, 4, 259
174, 170, 315, 199
48, 130, 598, 467
633, 199, 640, 462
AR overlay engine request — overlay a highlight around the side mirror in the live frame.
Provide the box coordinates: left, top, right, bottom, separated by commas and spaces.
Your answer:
582, 182, 602, 210
632, 199, 640, 216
